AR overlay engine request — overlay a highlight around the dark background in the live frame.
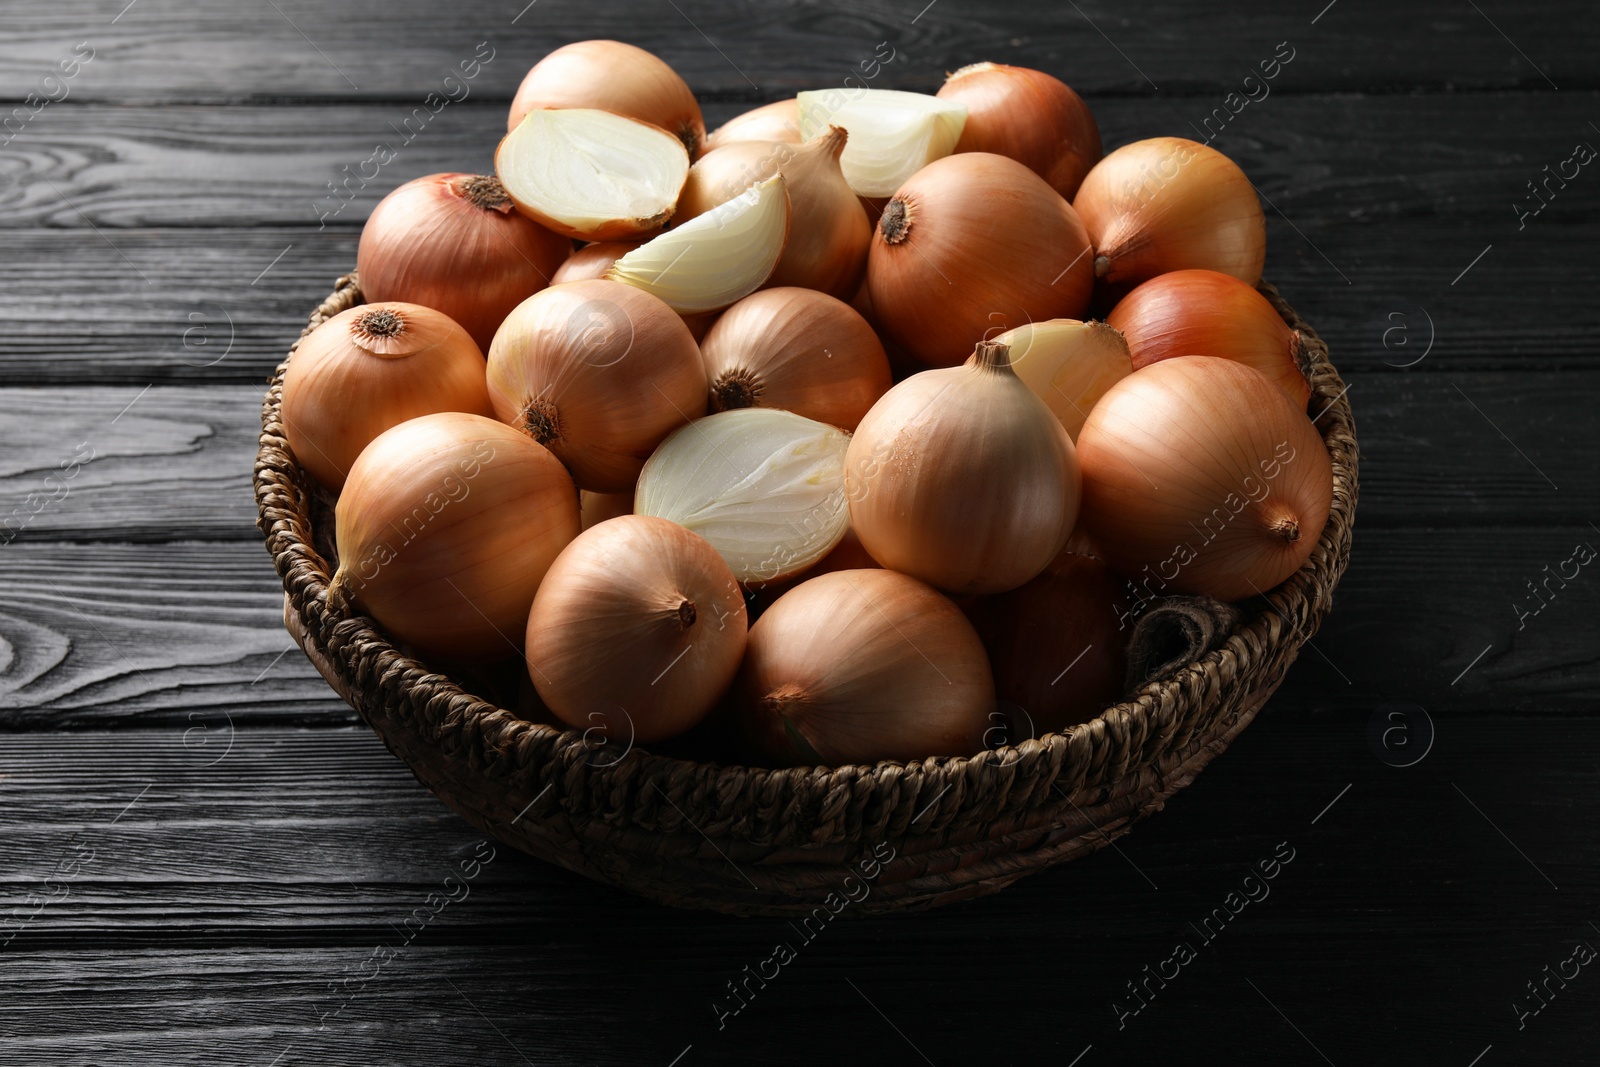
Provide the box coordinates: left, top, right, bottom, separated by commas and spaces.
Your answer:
2, 1, 1596, 1063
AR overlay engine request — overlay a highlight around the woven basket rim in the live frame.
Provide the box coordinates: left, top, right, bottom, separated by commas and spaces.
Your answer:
255, 273, 1358, 846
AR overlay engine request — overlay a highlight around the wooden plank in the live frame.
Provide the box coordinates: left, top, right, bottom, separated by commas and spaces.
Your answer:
0, 718, 1595, 1066
0, 370, 1595, 543
0, 0, 1588, 100
0, 525, 1595, 729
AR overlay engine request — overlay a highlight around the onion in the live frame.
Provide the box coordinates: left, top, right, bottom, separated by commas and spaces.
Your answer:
550, 241, 638, 285
936, 62, 1102, 199
485, 279, 705, 491
579, 490, 633, 530
797, 88, 967, 197
846, 339, 1080, 595
1073, 137, 1266, 298
496, 107, 690, 241
1106, 269, 1311, 409
964, 552, 1129, 739
865, 152, 1094, 368
525, 515, 747, 743
327, 413, 578, 661
506, 40, 705, 156
703, 99, 802, 153
1076, 356, 1333, 601
996, 319, 1133, 440
607, 175, 790, 314
356, 174, 571, 352
699, 287, 891, 431
735, 569, 994, 767
281, 303, 493, 491
635, 407, 850, 584
675, 128, 870, 299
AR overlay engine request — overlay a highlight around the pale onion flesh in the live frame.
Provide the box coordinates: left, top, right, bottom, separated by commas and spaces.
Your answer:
496, 108, 690, 241
634, 407, 850, 584
998, 319, 1134, 440
607, 175, 789, 314
797, 88, 967, 197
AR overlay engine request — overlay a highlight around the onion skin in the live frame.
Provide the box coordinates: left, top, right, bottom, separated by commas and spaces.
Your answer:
700, 287, 891, 431
281, 303, 493, 492
486, 279, 706, 491
996, 319, 1134, 441
846, 340, 1081, 595
526, 515, 748, 744
736, 569, 994, 767
550, 241, 639, 285
328, 413, 579, 662
579, 490, 633, 530
964, 553, 1130, 740
703, 99, 802, 154
357, 173, 571, 353
1073, 137, 1266, 299
866, 152, 1094, 368
1076, 356, 1332, 602
1106, 269, 1311, 409
937, 62, 1102, 200
507, 40, 705, 156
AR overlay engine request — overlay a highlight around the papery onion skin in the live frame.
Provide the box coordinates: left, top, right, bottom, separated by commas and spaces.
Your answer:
937, 62, 1102, 200
996, 319, 1133, 441
866, 152, 1094, 368
735, 569, 994, 767
525, 515, 747, 743
964, 552, 1130, 740
579, 489, 633, 530
1076, 356, 1332, 602
328, 413, 579, 662
700, 287, 891, 431
847, 340, 1081, 595
1106, 269, 1311, 410
550, 241, 639, 285
486, 279, 706, 492
507, 39, 705, 156
1073, 137, 1266, 298
357, 173, 571, 353
281, 302, 494, 492
703, 99, 803, 154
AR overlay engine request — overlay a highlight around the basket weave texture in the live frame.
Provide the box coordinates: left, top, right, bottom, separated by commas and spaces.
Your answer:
255, 274, 1358, 916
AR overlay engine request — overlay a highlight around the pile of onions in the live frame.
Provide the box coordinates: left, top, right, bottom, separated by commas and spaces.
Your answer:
1106, 269, 1311, 409
936, 62, 1102, 199
281, 302, 493, 491
1073, 137, 1266, 299
675, 127, 870, 299
1076, 356, 1332, 601
964, 552, 1130, 739
526, 515, 747, 743
996, 319, 1133, 440
735, 569, 994, 766
486, 279, 706, 491
699, 287, 891, 431
703, 99, 802, 153
866, 152, 1094, 367
635, 407, 850, 584
327, 413, 579, 661
356, 173, 571, 352
507, 39, 705, 156
846, 339, 1080, 595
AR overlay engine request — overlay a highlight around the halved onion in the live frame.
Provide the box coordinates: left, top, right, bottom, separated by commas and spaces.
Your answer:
996, 319, 1134, 440
797, 89, 967, 197
606, 175, 790, 313
496, 108, 690, 241
634, 407, 850, 584
506, 40, 705, 156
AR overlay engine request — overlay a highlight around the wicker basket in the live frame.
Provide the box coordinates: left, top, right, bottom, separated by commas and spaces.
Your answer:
255, 274, 1358, 916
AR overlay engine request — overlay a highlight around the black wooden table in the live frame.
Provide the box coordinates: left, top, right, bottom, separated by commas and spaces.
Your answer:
2, 2, 1595, 1063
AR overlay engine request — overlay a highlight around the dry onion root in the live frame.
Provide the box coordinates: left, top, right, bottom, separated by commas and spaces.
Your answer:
525, 515, 747, 744
797, 88, 967, 197
496, 107, 690, 241
281, 302, 493, 491
327, 413, 579, 662
486, 279, 706, 492
936, 62, 1102, 199
506, 39, 705, 156
734, 568, 994, 767
996, 319, 1133, 440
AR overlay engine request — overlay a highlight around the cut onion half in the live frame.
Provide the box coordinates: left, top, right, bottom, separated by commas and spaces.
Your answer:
997, 319, 1134, 440
495, 107, 690, 241
606, 175, 789, 314
797, 89, 967, 197
634, 407, 850, 585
